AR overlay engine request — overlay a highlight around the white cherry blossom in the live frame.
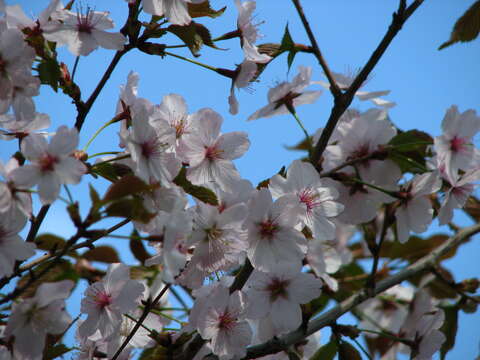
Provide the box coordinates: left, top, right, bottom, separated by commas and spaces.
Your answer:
11, 126, 86, 205
142, 0, 206, 26
78, 263, 145, 340
5, 280, 74, 360
248, 66, 321, 121
177, 108, 250, 191
43, 8, 126, 56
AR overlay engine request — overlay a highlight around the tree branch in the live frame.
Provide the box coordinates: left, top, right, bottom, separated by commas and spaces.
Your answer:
311, 0, 424, 168
243, 222, 480, 359
291, 0, 341, 98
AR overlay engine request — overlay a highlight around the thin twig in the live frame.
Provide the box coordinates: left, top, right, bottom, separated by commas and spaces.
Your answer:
311, 0, 424, 168
25, 204, 50, 243
243, 222, 480, 359
367, 206, 390, 291
291, 0, 341, 98
111, 283, 171, 360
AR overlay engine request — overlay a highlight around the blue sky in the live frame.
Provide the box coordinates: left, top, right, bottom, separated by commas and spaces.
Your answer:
1, 0, 479, 358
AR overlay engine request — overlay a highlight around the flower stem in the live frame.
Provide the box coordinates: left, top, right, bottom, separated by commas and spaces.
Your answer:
163, 50, 219, 72
83, 117, 119, 152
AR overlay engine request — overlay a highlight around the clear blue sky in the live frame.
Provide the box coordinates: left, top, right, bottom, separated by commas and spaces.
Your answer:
2, 0, 479, 358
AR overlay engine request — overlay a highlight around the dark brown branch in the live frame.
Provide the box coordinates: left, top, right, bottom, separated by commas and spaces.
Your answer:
243, 222, 480, 359
111, 283, 171, 360
311, 0, 424, 168
291, 0, 342, 98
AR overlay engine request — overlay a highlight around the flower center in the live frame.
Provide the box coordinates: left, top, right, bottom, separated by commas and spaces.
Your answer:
141, 136, 165, 159
205, 145, 223, 161
259, 219, 278, 239
266, 277, 290, 301
218, 311, 236, 331
450, 136, 467, 153
39, 153, 58, 172
76, 10, 94, 34
298, 188, 321, 212
94, 291, 112, 309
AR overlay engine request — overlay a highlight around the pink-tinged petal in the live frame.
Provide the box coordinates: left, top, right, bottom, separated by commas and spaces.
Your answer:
43, 27, 78, 46
438, 192, 456, 225
456, 109, 480, 139
271, 298, 302, 334
69, 32, 98, 56
35, 280, 74, 308
293, 90, 322, 107
89, 11, 115, 30
164, 0, 191, 25
10, 165, 40, 188
196, 108, 223, 144
38, 172, 61, 204
412, 172, 441, 197
21, 133, 48, 161
404, 198, 434, 234
441, 105, 460, 136
288, 272, 322, 304
417, 330, 446, 359
395, 207, 410, 244
78, 310, 101, 339
115, 280, 145, 313
242, 39, 271, 63
247, 102, 282, 121
142, 0, 165, 16
216, 131, 250, 160
0, 182, 11, 212
355, 89, 390, 100
311, 213, 336, 241
92, 29, 126, 50
228, 90, 239, 115
55, 157, 86, 184
103, 263, 131, 294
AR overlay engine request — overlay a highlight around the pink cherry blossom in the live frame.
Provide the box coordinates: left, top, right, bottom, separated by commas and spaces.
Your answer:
246, 188, 306, 271
245, 266, 321, 341
269, 159, 344, 241
43, 8, 126, 56
196, 287, 252, 359
177, 108, 250, 191
5, 280, 74, 360
395, 172, 441, 243
0, 157, 32, 218
0, 208, 35, 278
434, 105, 480, 180
78, 263, 145, 340
248, 66, 322, 121
11, 126, 86, 205
142, 0, 206, 26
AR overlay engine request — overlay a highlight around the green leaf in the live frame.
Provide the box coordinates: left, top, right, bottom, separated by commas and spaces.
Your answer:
279, 24, 297, 71
17, 259, 78, 299
338, 341, 362, 360
90, 161, 130, 182
388, 130, 432, 174
103, 175, 152, 202
440, 305, 459, 359
167, 22, 220, 57
35, 233, 77, 257
105, 197, 156, 223
130, 229, 151, 264
309, 339, 337, 360
44, 344, 73, 360
188, 1, 226, 18
173, 167, 218, 205
37, 58, 61, 92
83, 245, 121, 263
439, 1, 480, 50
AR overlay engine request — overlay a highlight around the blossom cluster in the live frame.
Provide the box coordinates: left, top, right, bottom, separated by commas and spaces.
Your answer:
0, 1, 478, 360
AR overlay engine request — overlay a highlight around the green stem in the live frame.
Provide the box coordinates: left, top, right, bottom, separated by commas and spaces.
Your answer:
64, 185, 74, 204
87, 151, 121, 160
83, 117, 119, 152
286, 105, 313, 156
351, 338, 373, 360
163, 50, 219, 72
351, 177, 399, 198
91, 154, 131, 168
357, 328, 412, 345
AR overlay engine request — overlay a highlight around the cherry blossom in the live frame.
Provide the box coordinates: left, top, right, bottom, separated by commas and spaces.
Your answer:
142, 0, 206, 26
0, 208, 35, 278
248, 66, 322, 121
434, 105, 480, 180
42, 8, 126, 56
313, 70, 396, 108
269, 159, 344, 241
438, 168, 480, 225
245, 266, 321, 341
11, 126, 86, 205
123, 101, 180, 185
0, 157, 32, 218
177, 108, 250, 191
395, 172, 441, 243
0, 111, 50, 141
228, 60, 257, 115
246, 188, 306, 271
78, 263, 145, 340
235, 0, 271, 64
197, 287, 252, 359
5, 280, 74, 360
5, 0, 62, 32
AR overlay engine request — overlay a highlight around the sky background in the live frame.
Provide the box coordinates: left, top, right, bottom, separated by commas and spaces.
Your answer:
1, 0, 480, 358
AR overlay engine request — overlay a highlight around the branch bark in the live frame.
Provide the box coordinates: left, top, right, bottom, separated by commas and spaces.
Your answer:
243, 222, 480, 359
